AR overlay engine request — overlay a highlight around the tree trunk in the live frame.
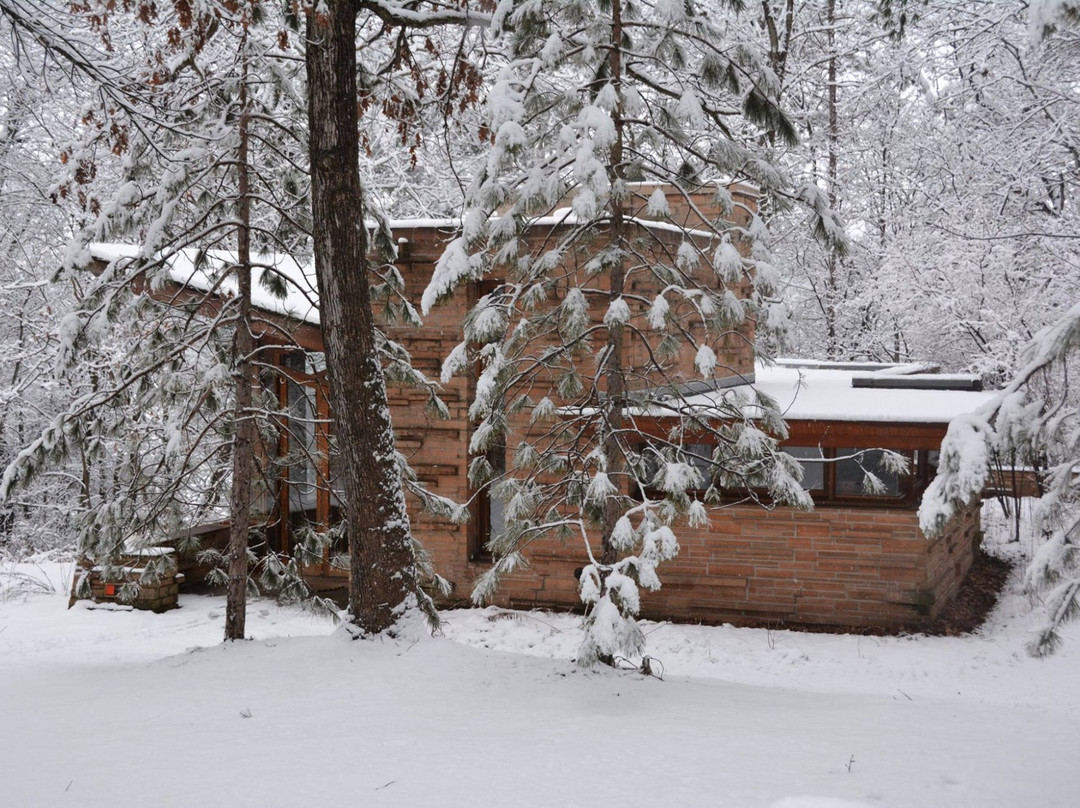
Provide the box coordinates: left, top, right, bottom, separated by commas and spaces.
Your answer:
306, 0, 416, 634
600, 0, 627, 567
824, 0, 840, 360
225, 44, 254, 642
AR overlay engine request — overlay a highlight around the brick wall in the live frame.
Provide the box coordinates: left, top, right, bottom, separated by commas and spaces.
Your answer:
261, 184, 981, 631
375, 191, 982, 631
458, 500, 980, 630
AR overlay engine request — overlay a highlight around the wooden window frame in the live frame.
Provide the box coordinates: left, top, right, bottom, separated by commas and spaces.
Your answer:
467, 278, 507, 563
640, 442, 934, 510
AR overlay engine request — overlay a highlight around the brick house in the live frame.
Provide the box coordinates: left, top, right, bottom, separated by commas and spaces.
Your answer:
87, 182, 993, 629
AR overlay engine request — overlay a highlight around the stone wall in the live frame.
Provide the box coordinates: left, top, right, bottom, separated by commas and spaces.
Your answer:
70, 550, 184, 612
377, 197, 980, 631
250, 183, 981, 632
448, 500, 980, 630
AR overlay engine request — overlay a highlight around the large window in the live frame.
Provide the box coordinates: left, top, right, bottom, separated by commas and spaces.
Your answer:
653, 443, 933, 506
783, 446, 915, 504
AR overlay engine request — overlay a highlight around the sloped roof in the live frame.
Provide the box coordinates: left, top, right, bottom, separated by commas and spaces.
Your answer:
88, 243, 321, 326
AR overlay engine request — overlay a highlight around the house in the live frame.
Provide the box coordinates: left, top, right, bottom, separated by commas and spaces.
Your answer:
85, 182, 994, 629
635, 359, 993, 626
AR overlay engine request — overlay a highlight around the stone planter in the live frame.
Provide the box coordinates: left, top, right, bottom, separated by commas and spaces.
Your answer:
69, 548, 185, 612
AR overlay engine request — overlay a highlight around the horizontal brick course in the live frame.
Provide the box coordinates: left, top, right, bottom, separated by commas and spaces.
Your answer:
453, 501, 979, 630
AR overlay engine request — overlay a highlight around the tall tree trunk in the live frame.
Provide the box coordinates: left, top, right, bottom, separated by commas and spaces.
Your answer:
600, 0, 626, 567
225, 43, 254, 642
824, 0, 840, 359
761, 0, 796, 94
306, 0, 416, 634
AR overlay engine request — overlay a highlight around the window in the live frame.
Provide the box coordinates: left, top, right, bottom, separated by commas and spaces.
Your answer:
470, 439, 505, 561
783, 446, 825, 492
659, 441, 923, 507
927, 449, 940, 475
835, 448, 903, 498
287, 379, 318, 516
686, 444, 714, 487
468, 282, 507, 562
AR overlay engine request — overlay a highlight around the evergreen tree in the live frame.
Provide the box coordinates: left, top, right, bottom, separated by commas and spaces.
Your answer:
921, 302, 1080, 656
0, 0, 324, 638
424, 0, 840, 664
920, 1, 1080, 657
306, 0, 493, 634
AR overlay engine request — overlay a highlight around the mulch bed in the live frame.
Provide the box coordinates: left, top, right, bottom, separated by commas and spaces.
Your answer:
922, 549, 1013, 636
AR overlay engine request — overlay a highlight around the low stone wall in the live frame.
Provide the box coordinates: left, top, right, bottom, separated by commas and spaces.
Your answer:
472, 501, 981, 630
70, 548, 184, 612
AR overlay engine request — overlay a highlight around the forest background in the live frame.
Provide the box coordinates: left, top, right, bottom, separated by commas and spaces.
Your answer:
0, 0, 1076, 649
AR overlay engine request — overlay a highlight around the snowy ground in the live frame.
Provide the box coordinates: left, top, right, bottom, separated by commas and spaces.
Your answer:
2, 533, 1078, 807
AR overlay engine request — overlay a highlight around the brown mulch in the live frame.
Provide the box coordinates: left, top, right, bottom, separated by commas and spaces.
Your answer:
922, 550, 1013, 636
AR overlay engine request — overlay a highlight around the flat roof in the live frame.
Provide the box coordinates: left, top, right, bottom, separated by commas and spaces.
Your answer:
680, 361, 996, 424
389, 208, 715, 239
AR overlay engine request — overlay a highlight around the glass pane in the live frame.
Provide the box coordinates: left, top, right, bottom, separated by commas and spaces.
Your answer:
927, 450, 940, 476
836, 448, 902, 497
306, 351, 327, 374
281, 351, 306, 372
328, 434, 345, 508
488, 496, 506, 540
783, 446, 825, 491
288, 380, 318, 513
685, 444, 713, 487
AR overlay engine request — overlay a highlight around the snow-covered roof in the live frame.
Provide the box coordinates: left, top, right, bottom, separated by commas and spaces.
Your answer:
390, 209, 716, 239
682, 361, 997, 424
88, 243, 321, 326
625, 177, 761, 195
90, 207, 721, 327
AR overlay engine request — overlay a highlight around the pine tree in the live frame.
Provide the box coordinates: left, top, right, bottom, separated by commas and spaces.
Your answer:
919, 0, 1080, 659
424, 0, 839, 665
921, 302, 1080, 655
0, 1, 322, 638
305, 0, 490, 634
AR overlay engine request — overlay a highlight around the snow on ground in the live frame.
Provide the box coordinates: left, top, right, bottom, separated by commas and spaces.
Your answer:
1, 541, 1078, 807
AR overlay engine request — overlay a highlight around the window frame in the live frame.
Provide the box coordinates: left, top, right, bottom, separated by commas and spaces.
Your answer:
467, 278, 508, 563
638, 441, 936, 509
